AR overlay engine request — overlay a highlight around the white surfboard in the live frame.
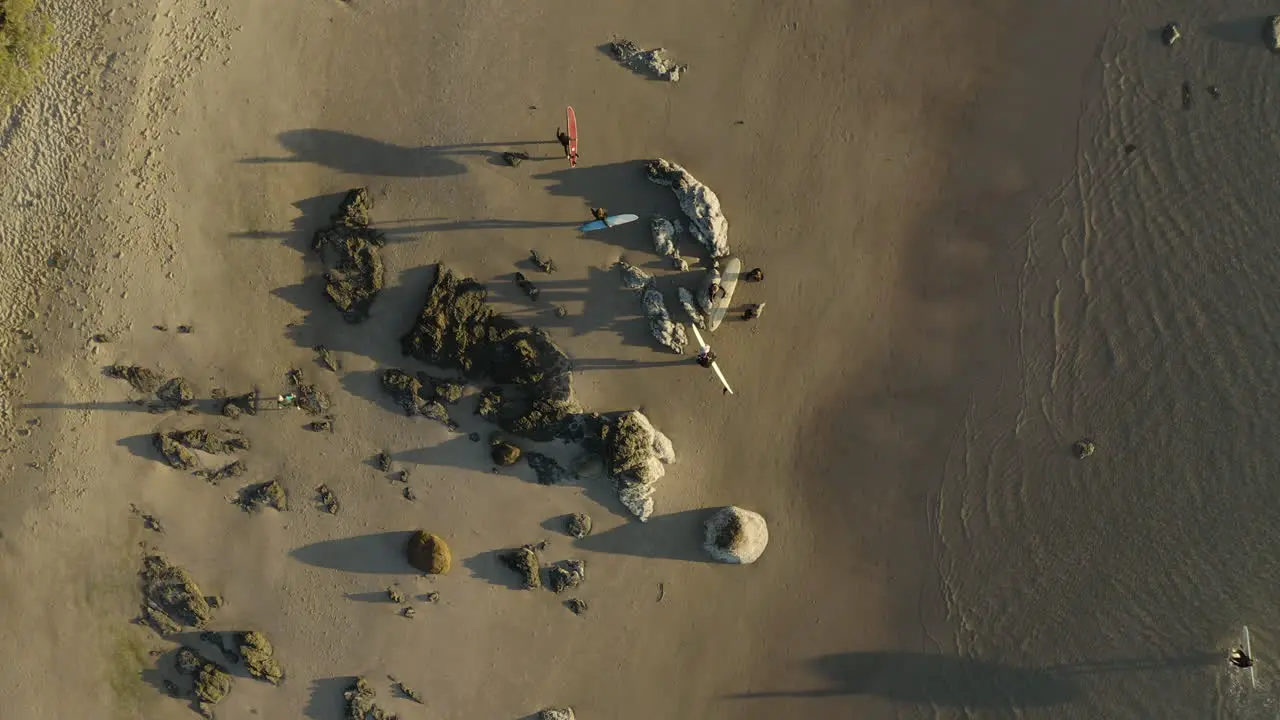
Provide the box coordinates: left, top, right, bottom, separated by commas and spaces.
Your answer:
1244, 625, 1257, 688
689, 324, 733, 395
696, 257, 742, 331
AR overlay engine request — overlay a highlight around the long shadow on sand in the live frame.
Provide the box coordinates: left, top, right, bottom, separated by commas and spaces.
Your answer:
240, 129, 559, 178
462, 549, 530, 590
573, 509, 712, 562
533, 160, 684, 256
290, 532, 415, 574
305, 676, 353, 720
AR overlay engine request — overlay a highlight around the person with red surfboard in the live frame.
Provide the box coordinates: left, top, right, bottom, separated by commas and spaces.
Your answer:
556, 106, 579, 167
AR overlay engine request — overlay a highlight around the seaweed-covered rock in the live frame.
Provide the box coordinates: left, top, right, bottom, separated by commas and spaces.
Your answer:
417, 372, 465, 404
235, 479, 288, 512
592, 411, 677, 521
382, 368, 427, 415
645, 159, 729, 258
609, 37, 687, 82
641, 280, 687, 353
526, 451, 569, 485
168, 428, 250, 454
313, 188, 386, 322
175, 647, 233, 716
704, 506, 769, 564
539, 708, 577, 720
406, 531, 451, 574
344, 676, 394, 720
400, 265, 579, 441
678, 286, 707, 329
502, 544, 542, 590
155, 433, 198, 470
548, 559, 586, 593
566, 512, 592, 538
235, 631, 284, 685
140, 554, 214, 632
105, 364, 163, 393
491, 439, 522, 466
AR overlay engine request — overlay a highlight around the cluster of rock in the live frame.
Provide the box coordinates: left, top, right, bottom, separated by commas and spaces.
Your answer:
650, 217, 689, 270
608, 38, 687, 82
153, 428, 249, 477
539, 708, 576, 720
380, 368, 459, 429
703, 506, 769, 564
344, 676, 395, 720
174, 647, 232, 718
581, 410, 676, 521
312, 188, 386, 322
617, 261, 687, 354
139, 553, 216, 634
645, 159, 730, 259
105, 364, 197, 411
234, 479, 287, 512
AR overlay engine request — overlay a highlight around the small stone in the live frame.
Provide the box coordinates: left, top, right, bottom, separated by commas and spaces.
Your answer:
402, 606, 416, 618
393, 676, 425, 703
554, 305, 568, 318
1124, 143, 1137, 155
566, 598, 588, 616
396, 469, 410, 482
530, 249, 556, 273
423, 591, 440, 603
153, 324, 168, 332
548, 559, 586, 594
307, 420, 332, 432
566, 513, 592, 538
1072, 439, 1096, 459
1162, 22, 1180, 46
540, 707, 577, 720
177, 325, 194, 334
387, 586, 405, 603
91, 332, 114, 343
376, 452, 392, 472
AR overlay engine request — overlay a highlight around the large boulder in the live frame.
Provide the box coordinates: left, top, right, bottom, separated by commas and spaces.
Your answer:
235, 631, 284, 685
140, 554, 214, 632
406, 531, 452, 574
645, 159, 729, 259
704, 506, 769, 564
590, 411, 676, 521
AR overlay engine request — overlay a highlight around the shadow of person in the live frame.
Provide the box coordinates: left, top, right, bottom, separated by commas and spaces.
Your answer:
573, 508, 714, 563
290, 531, 415, 574
462, 549, 529, 590
730, 651, 1078, 707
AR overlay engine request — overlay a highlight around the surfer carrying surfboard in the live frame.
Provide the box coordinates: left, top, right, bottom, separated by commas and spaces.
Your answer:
590, 207, 608, 222
556, 127, 572, 157
696, 348, 718, 369
1230, 647, 1255, 669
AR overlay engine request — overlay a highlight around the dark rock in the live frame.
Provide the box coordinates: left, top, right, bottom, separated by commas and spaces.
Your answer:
609, 37, 687, 82
235, 631, 284, 685
501, 544, 541, 590
1162, 22, 1180, 46
196, 460, 246, 485
156, 377, 196, 409
530, 249, 556, 273
221, 392, 257, 418
503, 151, 530, 167
406, 531, 452, 574
515, 271, 540, 301
177, 325, 194, 334
105, 364, 163, 393
1072, 439, 1096, 459
403, 487, 416, 501
287, 369, 332, 416
376, 452, 392, 472
168, 428, 250, 454
392, 676, 424, 704
174, 647, 232, 716
140, 554, 214, 632
548, 559, 586, 593
526, 451, 568, 485
1182, 80, 1192, 110
235, 479, 288, 512
381, 368, 427, 415
312, 188, 386, 322
565, 598, 588, 616
344, 677, 393, 720
314, 345, 340, 371
1124, 143, 1137, 155
565, 512, 592, 538
306, 420, 332, 432
491, 437, 522, 466
416, 372, 465, 404
468, 432, 481, 442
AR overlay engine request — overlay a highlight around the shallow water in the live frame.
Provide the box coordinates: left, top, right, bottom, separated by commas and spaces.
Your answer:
932, 2, 1280, 717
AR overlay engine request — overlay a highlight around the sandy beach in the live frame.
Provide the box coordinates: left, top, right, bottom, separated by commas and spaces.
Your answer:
8, 0, 1253, 718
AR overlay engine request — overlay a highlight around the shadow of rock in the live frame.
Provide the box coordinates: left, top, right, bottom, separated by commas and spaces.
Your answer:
305, 676, 354, 720
117, 433, 164, 463
344, 591, 394, 604
232, 191, 353, 255
1207, 16, 1272, 47
391, 434, 490, 472
290, 532, 415, 575
574, 508, 712, 563
730, 651, 1079, 707
533, 161, 681, 255
241, 129, 474, 178
463, 549, 530, 590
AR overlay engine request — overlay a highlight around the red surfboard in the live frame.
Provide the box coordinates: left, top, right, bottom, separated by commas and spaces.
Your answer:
566, 106, 579, 167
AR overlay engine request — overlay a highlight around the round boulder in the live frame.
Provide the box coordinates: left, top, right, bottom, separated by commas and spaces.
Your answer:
703, 506, 768, 564
406, 531, 451, 574
491, 440, 522, 466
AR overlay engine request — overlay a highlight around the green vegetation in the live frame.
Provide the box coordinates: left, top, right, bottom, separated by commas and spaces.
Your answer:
0, 0, 53, 109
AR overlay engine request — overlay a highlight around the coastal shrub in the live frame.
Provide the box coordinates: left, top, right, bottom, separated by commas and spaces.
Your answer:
0, 0, 54, 109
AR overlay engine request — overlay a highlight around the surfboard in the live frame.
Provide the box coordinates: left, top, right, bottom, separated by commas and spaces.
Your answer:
689, 324, 734, 395
578, 213, 639, 233
566, 106, 579, 168
696, 257, 742, 331
1244, 625, 1257, 688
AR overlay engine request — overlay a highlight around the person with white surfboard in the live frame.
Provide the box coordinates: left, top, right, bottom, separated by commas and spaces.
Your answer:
1229, 647, 1254, 669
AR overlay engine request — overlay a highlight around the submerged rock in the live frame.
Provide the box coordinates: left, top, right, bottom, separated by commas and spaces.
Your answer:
236, 631, 284, 685
502, 544, 542, 590
704, 506, 769, 564
140, 554, 214, 632
400, 265, 579, 441
645, 159, 729, 258
641, 280, 687, 353
406, 531, 452, 574
174, 647, 233, 716
313, 188, 386, 322
609, 37, 687, 82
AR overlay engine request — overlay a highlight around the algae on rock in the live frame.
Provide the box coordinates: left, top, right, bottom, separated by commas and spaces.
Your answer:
313, 188, 386, 322
175, 647, 233, 717
140, 554, 214, 633
235, 631, 284, 685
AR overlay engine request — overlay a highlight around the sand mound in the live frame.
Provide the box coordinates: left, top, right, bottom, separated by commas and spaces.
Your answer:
703, 506, 769, 564
312, 188, 386, 322
645, 159, 729, 259
235, 631, 284, 685
140, 554, 215, 633
406, 531, 451, 574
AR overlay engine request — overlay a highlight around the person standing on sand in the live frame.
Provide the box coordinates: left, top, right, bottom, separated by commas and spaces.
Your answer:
1230, 647, 1254, 669
696, 348, 717, 368
556, 127, 571, 157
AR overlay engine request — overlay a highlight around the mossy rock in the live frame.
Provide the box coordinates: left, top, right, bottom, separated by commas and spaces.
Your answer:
566, 513, 592, 538
491, 439, 522, 466
406, 531, 451, 574
1072, 439, 1096, 459
236, 631, 283, 685
502, 545, 541, 590
174, 647, 232, 713
140, 555, 213, 630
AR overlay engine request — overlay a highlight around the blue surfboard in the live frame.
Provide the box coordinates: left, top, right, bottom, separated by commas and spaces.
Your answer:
578, 213, 640, 233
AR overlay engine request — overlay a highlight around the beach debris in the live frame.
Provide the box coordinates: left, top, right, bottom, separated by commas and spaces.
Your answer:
344, 677, 394, 720
315, 345, 340, 372
169, 428, 250, 454
1072, 439, 1096, 459
387, 586, 405, 604
539, 707, 577, 720
491, 435, 523, 466
618, 260, 652, 291
155, 433, 198, 470
235, 631, 284, 685
377, 452, 392, 472
312, 188, 386, 322
565, 512, 592, 538
139, 554, 215, 633
196, 460, 247, 485
1268, 16, 1280, 51
678, 287, 707, 329
156, 377, 196, 410
548, 559, 586, 594
316, 484, 340, 514
608, 37, 687, 82
650, 216, 688, 270
742, 302, 766, 321
401, 265, 580, 441
105, 364, 163, 393
503, 150, 530, 167
389, 675, 424, 704
234, 479, 288, 512
704, 506, 769, 564
406, 531, 452, 574
645, 159, 730, 258
526, 451, 569, 485
642, 280, 688, 353
381, 369, 457, 428
530, 249, 557, 273
515, 271, 541, 301
586, 410, 676, 521
1162, 22, 1181, 46
565, 598, 588, 616
174, 647, 233, 717
501, 544, 542, 590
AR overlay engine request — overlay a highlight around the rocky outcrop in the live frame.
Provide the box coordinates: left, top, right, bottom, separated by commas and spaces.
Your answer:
140, 554, 215, 634
704, 506, 769, 564
584, 410, 676, 521
235, 631, 284, 685
609, 38, 687, 82
678, 286, 706, 329
650, 216, 688, 270
502, 544, 542, 589
641, 281, 687, 354
312, 188, 386, 322
175, 647, 233, 717
645, 159, 729, 259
